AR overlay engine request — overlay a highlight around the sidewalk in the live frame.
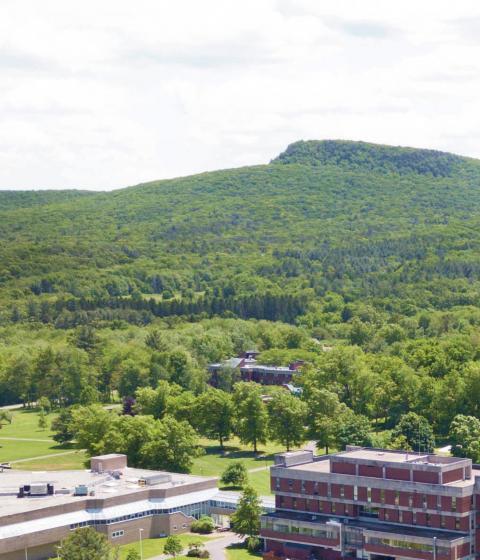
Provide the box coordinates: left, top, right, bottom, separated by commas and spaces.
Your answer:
149, 532, 243, 560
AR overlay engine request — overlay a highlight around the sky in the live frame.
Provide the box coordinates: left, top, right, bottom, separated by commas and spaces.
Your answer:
1, 0, 480, 190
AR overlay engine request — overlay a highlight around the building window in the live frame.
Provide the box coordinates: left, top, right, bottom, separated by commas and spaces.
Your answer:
455, 518, 460, 530
306, 499, 310, 510
354, 486, 358, 500
367, 487, 372, 503
380, 489, 385, 504
288, 479, 293, 489
408, 495, 413, 508
331, 503, 336, 513
413, 512, 416, 524
437, 495, 442, 510
422, 494, 427, 509
319, 501, 323, 512
426, 514, 431, 526
182, 524, 188, 529
292, 498, 297, 509
112, 530, 124, 539
385, 510, 389, 521
173, 525, 178, 531
395, 491, 399, 506
452, 497, 457, 512
327, 484, 332, 498
399, 511, 403, 523
301, 480, 306, 493
440, 516, 445, 528
340, 485, 345, 498
314, 482, 319, 495
275, 478, 280, 490
345, 504, 350, 515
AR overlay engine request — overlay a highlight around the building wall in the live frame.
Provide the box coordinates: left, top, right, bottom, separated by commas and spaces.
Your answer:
0, 512, 195, 560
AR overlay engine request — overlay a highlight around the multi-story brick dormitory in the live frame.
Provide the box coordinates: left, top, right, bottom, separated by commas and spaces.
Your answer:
261, 447, 479, 560
208, 351, 304, 387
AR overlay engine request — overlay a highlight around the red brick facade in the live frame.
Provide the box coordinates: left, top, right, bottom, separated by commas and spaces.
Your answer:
261, 448, 477, 560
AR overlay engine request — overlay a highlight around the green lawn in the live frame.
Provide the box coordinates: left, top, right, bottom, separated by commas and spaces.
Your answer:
246, 469, 272, 496
190, 438, 284, 497
226, 544, 262, 560
191, 438, 285, 478
118, 533, 212, 560
0, 407, 56, 438
14, 450, 89, 470
0, 408, 88, 469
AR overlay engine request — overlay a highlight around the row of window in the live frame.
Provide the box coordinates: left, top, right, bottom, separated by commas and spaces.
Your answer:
278, 497, 465, 530
276, 479, 459, 512
366, 536, 450, 556
112, 530, 124, 538
70, 501, 210, 530
261, 519, 338, 541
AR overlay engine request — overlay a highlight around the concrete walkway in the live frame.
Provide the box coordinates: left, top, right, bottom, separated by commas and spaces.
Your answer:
10, 449, 81, 464
0, 437, 54, 442
149, 532, 243, 560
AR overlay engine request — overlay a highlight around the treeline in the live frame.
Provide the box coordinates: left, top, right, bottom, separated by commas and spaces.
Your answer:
10, 292, 308, 328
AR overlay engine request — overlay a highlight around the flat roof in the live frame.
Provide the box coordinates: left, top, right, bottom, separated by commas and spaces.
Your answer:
0, 467, 215, 517
339, 449, 428, 463
282, 455, 475, 487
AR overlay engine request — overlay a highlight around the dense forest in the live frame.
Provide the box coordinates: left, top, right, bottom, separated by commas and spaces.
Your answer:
3, 139, 480, 462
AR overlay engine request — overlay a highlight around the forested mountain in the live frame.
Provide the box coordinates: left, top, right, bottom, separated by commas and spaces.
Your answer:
3, 140, 480, 453
2, 139, 480, 324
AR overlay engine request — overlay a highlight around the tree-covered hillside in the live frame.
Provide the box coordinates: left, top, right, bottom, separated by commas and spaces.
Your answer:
4, 140, 480, 458
2, 139, 480, 324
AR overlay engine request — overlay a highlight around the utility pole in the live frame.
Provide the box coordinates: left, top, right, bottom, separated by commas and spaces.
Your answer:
139, 527, 144, 560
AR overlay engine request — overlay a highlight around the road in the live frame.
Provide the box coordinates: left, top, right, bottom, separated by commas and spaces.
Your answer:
149, 532, 243, 560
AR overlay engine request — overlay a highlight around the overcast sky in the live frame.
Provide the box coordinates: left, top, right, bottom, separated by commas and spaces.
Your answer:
1, 0, 480, 190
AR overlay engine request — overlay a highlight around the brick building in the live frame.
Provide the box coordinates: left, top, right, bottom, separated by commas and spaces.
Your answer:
261, 447, 478, 560
208, 351, 304, 387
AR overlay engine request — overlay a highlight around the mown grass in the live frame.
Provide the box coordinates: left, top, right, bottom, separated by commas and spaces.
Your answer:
226, 543, 262, 560
192, 438, 283, 478
0, 408, 88, 469
118, 533, 212, 560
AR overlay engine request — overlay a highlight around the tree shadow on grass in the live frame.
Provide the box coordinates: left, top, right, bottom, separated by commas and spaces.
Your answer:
203, 445, 276, 463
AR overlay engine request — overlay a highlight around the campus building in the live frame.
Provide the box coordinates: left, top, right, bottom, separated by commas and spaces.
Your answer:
0, 454, 272, 560
261, 447, 479, 560
208, 351, 304, 387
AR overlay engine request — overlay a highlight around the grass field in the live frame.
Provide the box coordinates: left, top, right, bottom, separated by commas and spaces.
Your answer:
190, 438, 286, 496
118, 532, 212, 560
226, 544, 262, 560
245, 469, 272, 496
0, 407, 88, 469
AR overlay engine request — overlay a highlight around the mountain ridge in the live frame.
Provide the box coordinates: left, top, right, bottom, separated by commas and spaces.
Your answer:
1, 138, 480, 326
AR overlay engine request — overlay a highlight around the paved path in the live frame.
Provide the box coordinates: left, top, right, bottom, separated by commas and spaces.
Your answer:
0, 437, 53, 442
10, 449, 81, 464
149, 532, 243, 560
0, 404, 25, 411
204, 532, 243, 560
248, 465, 270, 473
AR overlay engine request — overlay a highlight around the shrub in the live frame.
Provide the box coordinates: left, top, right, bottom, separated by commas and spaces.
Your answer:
247, 537, 261, 553
190, 515, 215, 534
220, 461, 248, 488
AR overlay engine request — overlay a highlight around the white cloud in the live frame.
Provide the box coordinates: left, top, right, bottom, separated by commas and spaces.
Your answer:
1, 0, 480, 189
